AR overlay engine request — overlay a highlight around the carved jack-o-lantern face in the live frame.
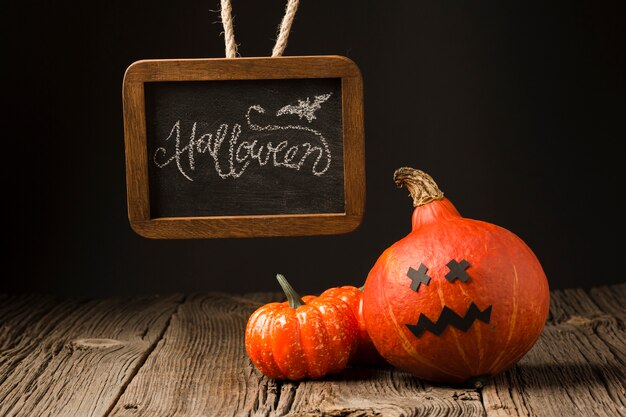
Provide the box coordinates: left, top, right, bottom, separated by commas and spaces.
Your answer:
405, 259, 492, 337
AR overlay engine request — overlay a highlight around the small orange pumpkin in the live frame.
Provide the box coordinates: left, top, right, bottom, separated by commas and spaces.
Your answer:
245, 274, 358, 380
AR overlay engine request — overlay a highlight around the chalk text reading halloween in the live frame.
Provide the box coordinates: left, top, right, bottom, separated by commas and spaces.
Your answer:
153, 94, 333, 181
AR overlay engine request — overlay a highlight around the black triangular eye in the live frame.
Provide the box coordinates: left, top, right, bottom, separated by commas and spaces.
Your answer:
407, 263, 431, 292
445, 259, 471, 282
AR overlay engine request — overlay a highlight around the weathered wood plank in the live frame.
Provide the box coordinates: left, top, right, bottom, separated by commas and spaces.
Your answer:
2, 284, 624, 417
109, 293, 273, 417
547, 287, 605, 324
0, 294, 182, 417
285, 367, 484, 417
587, 284, 626, 373
482, 287, 626, 417
0, 294, 65, 352
589, 284, 626, 320
110, 293, 484, 417
0, 294, 77, 391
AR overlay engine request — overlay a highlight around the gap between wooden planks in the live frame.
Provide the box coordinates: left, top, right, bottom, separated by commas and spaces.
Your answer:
0, 285, 624, 417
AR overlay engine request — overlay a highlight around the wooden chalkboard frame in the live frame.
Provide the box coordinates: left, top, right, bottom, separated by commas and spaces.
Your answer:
123, 56, 365, 239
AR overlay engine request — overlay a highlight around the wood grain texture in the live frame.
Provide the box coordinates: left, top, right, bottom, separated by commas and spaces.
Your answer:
109, 293, 271, 417
548, 287, 606, 324
123, 56, 361, 83
122, 56, 365, 239
1, 284, 625, 417
0, 294, 182, 417
109, 293, 484, 417
284, 369, 484, 417
122, 78, 149, 222
589, 284, 626, 320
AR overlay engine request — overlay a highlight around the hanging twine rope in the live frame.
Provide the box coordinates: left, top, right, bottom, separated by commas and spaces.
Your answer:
220, 0, 238, 58
219, 0, 300, 58
271, 0, 300, 57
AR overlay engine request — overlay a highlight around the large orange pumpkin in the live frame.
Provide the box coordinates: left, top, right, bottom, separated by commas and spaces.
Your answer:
363, 168, 550, 383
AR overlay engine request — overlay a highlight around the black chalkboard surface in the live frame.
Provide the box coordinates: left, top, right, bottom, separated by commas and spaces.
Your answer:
145, 78, 344, 217
123, 57, 364, 239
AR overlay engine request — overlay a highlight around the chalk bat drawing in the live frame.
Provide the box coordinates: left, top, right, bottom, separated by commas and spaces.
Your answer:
276, 93, 332, 123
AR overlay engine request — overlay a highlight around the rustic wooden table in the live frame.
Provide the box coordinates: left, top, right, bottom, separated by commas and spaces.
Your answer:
1, 284, 624, 417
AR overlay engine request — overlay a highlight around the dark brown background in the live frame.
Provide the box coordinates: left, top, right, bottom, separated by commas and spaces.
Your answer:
3, 1, 624, 296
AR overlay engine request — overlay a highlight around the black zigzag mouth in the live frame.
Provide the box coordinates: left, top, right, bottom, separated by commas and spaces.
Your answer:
406, 303, 492, 337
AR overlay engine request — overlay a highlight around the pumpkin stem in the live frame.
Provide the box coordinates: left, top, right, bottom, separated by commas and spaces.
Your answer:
276, 274, 305, 309
393, 167, 444, 207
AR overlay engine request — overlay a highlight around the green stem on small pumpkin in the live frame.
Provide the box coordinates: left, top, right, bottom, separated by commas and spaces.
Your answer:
393, 167, 444, 207
276, 274, 305, 309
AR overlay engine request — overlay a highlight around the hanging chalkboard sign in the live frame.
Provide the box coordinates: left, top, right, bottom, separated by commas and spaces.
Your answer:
123, 56, 364, 239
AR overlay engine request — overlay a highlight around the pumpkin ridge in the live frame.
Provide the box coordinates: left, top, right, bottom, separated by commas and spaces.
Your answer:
244, 309, 262, 374
435, 282, 473, 375
270, 309, 301, 380
266, 309, 287, 379
454, 278, 485, 373
488, 264, 519, 374
465, 287, 490, 376
295, 305, 320, 378
475, 304, 485, 373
